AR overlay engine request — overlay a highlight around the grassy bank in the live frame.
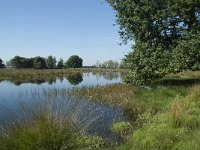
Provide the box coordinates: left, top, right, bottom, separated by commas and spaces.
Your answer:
54, 72, 199, 149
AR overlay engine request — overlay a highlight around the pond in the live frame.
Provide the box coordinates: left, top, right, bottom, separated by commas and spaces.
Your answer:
0, 72, 127, 141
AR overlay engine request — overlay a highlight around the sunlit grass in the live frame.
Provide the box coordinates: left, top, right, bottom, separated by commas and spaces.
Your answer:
117, 84, 200, 150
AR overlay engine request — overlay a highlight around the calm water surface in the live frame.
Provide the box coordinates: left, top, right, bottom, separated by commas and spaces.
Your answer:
0, 72, 127, 139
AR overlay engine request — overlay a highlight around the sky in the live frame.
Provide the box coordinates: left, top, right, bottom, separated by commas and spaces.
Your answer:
0, 0, 132, 66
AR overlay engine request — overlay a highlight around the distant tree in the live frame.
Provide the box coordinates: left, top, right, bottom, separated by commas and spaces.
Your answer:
10, 56, 33, 68
10, 56, 22, 68
46, 55, 56, 69
57, 58, 64, 69
33, 56, 46, 69
26, 58, 34, 68
0, 58, 5, 68
96, 60, 120, 69
65, 55, 83, 69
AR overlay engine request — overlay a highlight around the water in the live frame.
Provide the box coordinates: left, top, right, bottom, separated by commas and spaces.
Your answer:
0, 72, 127, 140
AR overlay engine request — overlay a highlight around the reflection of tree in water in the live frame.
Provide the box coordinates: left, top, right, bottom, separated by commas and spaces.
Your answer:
13, 79, 46, 86
58, 76, 64, 83
66, 73, 83, 85
47, 76, 57, 85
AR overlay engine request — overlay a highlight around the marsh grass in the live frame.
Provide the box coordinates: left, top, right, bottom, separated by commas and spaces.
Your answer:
118, 84, 200, 149
0, 89, 105, 150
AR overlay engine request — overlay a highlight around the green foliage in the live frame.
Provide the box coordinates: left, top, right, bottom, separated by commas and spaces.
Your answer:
0, 58, 5, 68
170, 33, 200, 72
111, 122, 132, 137
33, 56, 46, 69
46, 55, 56, 69
107, 0, 200, 85
65, 55, 83, 69
57, 58, 64, 69
119, 85, 200, 149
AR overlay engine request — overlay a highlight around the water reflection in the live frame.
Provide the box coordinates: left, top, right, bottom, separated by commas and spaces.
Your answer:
66, 73, 83, 85
1, 72, 123, 86
91, 72, 123, 81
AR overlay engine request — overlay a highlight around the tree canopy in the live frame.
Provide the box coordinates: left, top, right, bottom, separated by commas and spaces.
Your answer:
65, 55, 83, 69
107, 0, 200, 85
33, 56, 46, 69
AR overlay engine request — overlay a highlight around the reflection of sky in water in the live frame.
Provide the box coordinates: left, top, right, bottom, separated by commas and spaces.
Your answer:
0, 72, 126, 139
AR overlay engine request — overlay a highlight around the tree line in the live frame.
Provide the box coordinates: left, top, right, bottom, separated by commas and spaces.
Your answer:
0, 55, 83, 69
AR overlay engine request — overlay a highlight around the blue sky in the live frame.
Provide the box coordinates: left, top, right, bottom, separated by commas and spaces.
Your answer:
0, 0, 132, 66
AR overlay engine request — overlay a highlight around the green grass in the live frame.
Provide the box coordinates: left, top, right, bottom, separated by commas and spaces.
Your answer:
119, 85, 200, 150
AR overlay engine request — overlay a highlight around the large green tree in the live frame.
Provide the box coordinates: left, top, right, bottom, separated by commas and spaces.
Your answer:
0, 58, 5, 68
65, 55, 83, 69
107, 0, 200, 85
